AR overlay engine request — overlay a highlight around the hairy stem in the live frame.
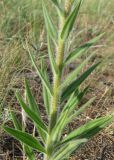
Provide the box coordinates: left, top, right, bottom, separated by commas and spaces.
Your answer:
49, 21, 65, 132
46, 15, 66, 160
46, 1, 73, 159
65, 0, 73, 14
49, 0, 73, 132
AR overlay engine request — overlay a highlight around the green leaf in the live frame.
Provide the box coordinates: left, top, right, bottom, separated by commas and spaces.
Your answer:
62, 88, 80, 110
51, 109, 68, 142
52, 87, 89, 142
50, 0, 58, 5
11, 110, 35, 160
43, 85, 51, 116
10, 111, 22, 130
49, 0, 60, 8
49, 0, 64, 15
47, 35, 58, 75
42, 2, 57, 43
25, 79, 40, 116
61, 62, 100, 101
62, 52, 95, 88
23, 145, 35, 160
29, 52, 53, 96
51, 139, 87, 160
63, 86, 89, 112
69, 97, 96, 121
64, 33, 104, 65
3, 126, 46, 153
25, 79, 47, 143
16, 92, 48, 134
61, 0, 83, 40
62, 116, 113, 144
41, 59, 51, 116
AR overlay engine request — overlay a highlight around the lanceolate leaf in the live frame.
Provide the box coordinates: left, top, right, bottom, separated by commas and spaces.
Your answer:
61, 0, 83, 40
51, 110, 68, 142
23, 145, 35, 160
25, 79, 40, 116
10, 111, 22, 130
49, 0, 60, 8
64, 33, 104, 65
3, 126, 46, 153
43, 85, 51, 116
41, 59, 51, 116
50, 0, 58, 5
61, 62, 100, 101
16, 92, 48, 134
47, 35, 58, 75
63, 86, 89, 112
49, 0, 64, 15
69, 97, 96, 121
62, 88, 80, 111
62, 53, 95, 88
11, 110, 35, 160
51, 139, 87, 160
25, 79, 47, 142
52, 87, 89, 142
62, 116, 113, 144
42, 2, 57, 43
29, 52, 53, 96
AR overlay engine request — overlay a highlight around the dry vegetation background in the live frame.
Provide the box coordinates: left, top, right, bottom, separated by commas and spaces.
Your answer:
0, 0, 114, 159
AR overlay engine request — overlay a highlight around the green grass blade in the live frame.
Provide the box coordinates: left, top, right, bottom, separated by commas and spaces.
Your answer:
29, 52, 53, 96
42, 1, 57, 43
64, 33, 104, 65
61, 0, 83, 40
3, 126, 46, 153
61, 62, 100, 101
16, 92, 48, 134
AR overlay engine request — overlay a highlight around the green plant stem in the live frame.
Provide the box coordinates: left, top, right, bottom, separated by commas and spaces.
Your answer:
65, 0, 73, 14
45, 14, 66, 160
45, 2, 73, 160
49, 0, 73, 133
49, 25, 65, 133
45, 39, 65, 159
